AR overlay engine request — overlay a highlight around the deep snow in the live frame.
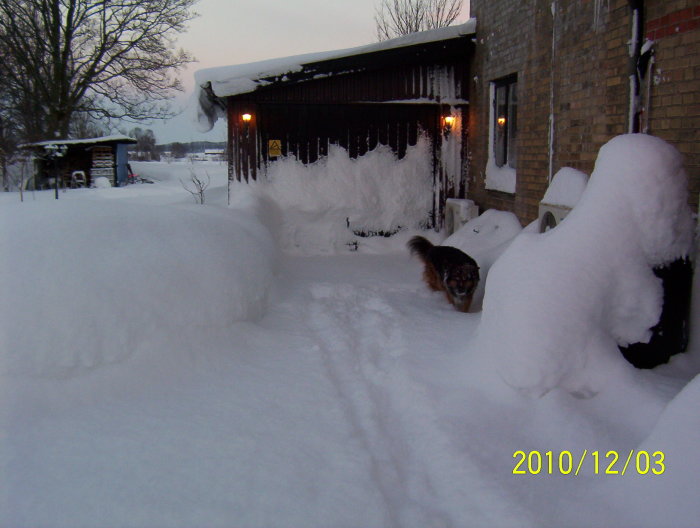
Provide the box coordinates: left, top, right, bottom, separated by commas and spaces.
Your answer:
1, 137, 699, 528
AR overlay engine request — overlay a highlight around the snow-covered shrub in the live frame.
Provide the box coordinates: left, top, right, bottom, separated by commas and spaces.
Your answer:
0, 200, 276, 378
475, 134, 695, 397
231, 139, 433, 254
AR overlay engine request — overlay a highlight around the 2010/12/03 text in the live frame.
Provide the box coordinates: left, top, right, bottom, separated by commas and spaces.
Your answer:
512, 450, 665, 476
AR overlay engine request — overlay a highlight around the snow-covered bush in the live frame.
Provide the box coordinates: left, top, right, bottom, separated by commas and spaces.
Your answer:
231, 139, 433, 254
0, 200, 276, 378
475, 134, 695, 397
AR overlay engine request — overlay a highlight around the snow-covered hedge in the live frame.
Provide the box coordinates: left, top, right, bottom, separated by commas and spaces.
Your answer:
0, 200, 276, 378
476, 134, 695, 397
230, 140, 433, 254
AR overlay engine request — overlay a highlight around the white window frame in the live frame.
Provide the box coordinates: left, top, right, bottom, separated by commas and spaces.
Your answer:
485, 75, 518, 194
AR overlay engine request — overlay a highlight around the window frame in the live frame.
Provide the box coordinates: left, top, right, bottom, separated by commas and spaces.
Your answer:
492, 74, 518, 169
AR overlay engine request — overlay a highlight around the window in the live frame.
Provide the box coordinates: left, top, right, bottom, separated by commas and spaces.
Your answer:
485, 75, 517, 194
493, 76, 517, 168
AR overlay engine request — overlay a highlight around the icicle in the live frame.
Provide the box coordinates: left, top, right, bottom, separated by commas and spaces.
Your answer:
593, 0, 609, 30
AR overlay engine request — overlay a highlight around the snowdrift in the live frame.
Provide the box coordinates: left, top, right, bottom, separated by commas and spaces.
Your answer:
230, 140, 433, 254
0, 200, 276, 378
476, 134, 695, 396
541, 167, 589, 207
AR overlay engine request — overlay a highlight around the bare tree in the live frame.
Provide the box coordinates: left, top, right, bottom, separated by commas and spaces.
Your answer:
180, 166, 210, 205
0, 115, 18, 192
375, 0, 463, 41
130, 127, 159, 161
0, 0, 198, 142
70, 111, 109, 139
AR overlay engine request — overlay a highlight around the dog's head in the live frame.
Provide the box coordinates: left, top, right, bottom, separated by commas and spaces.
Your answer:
443, 263, 479, 302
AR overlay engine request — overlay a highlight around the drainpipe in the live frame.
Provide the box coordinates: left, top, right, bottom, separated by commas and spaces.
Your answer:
548, 0, 557, 184
628, 0, 644, 133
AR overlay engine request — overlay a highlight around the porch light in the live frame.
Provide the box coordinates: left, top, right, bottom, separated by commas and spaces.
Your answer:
241, 113, 252, 139
443, 115, 455, 135
497, 116, 507, 127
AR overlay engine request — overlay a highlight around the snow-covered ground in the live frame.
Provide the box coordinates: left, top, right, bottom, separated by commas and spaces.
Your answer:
2, 138, 699, 528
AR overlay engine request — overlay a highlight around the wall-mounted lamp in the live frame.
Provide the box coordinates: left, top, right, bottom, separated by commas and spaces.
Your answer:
442, 115, 455, 136
241, 113, 252, 138
497, 116, 507, 127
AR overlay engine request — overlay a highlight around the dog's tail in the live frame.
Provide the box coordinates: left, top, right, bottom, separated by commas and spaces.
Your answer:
407, 235, 434, 262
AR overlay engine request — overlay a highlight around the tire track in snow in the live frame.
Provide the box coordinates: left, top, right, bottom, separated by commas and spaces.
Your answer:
306, 282, 524, 528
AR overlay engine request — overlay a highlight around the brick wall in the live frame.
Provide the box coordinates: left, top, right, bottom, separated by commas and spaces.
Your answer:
467, 0, 540, 222
644, 1, 700, 211
468, 0, 700, 225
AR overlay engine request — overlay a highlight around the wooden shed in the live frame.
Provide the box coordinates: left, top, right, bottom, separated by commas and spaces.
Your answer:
21, 135, 137, 190
196, 21, 476, 227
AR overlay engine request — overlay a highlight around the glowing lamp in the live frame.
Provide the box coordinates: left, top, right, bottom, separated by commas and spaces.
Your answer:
242, 113, 252, 122
497, 116, 507, 127
442, 115, 455, 135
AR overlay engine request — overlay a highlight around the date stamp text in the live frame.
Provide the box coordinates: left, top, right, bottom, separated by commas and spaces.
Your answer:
512, 450, 665, 476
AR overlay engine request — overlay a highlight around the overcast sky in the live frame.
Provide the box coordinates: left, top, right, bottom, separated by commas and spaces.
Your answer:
141, 0, 470, 145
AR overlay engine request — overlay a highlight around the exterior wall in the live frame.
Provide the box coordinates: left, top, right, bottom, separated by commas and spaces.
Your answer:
644, 1, 700, 211
226, 40, 473, 225
115, 143, 129, 186
468, 0, 700, 225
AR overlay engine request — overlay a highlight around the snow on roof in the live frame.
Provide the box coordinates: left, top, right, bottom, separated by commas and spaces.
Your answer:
194, 19, 477, 132
21, 135, 137, 148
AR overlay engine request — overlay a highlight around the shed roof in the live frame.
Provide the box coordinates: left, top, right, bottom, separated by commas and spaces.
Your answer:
194, 19, 476, 131
21, 134, 137, 148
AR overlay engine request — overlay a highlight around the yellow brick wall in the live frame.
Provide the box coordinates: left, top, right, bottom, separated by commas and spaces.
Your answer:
468, 0, 700, 225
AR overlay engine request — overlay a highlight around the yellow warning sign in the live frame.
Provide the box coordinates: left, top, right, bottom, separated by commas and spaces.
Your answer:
268, 139, 282, 158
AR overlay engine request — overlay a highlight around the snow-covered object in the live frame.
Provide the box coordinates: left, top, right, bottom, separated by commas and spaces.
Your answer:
194, 20, 476, 131
443, 209, 523, 311
93, 176, 112, 188
476, 134, 695, 397
542, 167, 588, 207
0, 200, 276, 378
232, 140, 433, 254
444, 209, 523, 271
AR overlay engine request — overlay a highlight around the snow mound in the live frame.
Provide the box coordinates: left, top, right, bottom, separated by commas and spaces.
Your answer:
231, 140, 433, 254
599, 373, 700, 527
475, 134, 695, 397
0, 200, 276, 378
444, 209, 523, 273
92, 176, 112, 189
541, 167, 588, 207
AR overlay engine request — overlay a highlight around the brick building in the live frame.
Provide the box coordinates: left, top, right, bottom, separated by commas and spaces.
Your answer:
468, 0, 700, 225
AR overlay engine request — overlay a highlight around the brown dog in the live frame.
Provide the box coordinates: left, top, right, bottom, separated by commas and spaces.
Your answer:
408, 236, 480, 312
